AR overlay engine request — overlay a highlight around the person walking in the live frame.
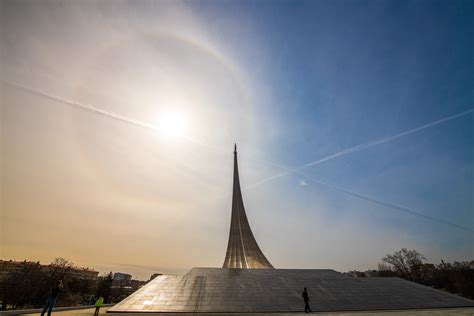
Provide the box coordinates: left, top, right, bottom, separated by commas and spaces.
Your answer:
41, 280, 64, 316
94, 296, 104, 316
302, 287, 312, 313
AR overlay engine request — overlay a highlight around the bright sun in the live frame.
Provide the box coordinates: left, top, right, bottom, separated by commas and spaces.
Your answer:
156, 110, 190, 139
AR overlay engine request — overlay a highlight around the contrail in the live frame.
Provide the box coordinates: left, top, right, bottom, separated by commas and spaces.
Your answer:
248, 108, 474, 188
303, 108, 474, 169
2, 80, 215, 149
3, 80, 277, 177
242, 161, 473, 232
298, 172, 474, 232
5, 80, 472, 232
4, 80, 156, 129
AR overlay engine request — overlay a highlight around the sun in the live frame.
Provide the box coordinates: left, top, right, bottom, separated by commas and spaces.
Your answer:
156, 109, 190, 139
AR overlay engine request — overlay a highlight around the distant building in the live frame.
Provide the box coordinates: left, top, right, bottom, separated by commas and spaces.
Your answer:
65, 266, 100, 280
113, 272, 132, 281
110, 273, 148, 302
0, 260, 40, 281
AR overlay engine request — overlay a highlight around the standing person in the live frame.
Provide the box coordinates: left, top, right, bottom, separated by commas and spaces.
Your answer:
302, 287, 312, 313
94, 296, 104, 316
41, 280, 64, 316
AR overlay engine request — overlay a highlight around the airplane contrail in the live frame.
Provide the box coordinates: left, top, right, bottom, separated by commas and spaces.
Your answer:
296, 172, 474, 232
5, 80, 473, 232
2, 80, 215, 149
8, 79, 471, 173
241, 109, 474, 232
247, 108, 474, 188
242, 161, 473, 232
303, 108, 474, 169
3, 80, 156, 129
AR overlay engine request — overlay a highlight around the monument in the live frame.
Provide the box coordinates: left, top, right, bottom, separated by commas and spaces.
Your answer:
108, 146, 474, 313
223, 144, 273, 269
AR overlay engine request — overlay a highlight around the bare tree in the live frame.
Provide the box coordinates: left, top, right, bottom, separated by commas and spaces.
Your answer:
382, 248, 426, 282
47, 257, 74, 286
51, 257, 74, 268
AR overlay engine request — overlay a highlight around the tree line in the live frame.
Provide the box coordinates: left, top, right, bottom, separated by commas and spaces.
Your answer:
347, 248, 474, 299
1, 250, 473, 310
0, 258, 114, 310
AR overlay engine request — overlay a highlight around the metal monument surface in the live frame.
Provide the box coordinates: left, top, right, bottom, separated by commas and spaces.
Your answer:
109, 268, 474, 312
222, 145, 273, 269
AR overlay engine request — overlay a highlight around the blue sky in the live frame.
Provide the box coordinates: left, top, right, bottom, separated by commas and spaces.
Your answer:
191, 0, 473, 243
1, 0, 472, 279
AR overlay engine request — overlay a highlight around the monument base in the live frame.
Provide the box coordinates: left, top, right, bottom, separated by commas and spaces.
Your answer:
108, 267, 474, 313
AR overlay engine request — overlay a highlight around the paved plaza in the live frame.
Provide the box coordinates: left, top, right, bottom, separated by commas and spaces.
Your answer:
16, 306, 474, 316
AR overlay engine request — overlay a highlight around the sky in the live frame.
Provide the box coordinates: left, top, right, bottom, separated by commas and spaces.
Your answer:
1, 0, 473, 280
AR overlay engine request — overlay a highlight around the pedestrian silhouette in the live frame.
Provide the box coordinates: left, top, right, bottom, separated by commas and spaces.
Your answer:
302, 287, 312, 313
94, 296, 104, 316
41, 280, 64, 316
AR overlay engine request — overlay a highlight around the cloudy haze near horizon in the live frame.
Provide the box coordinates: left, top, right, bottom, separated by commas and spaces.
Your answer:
1, 0, 473, 280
